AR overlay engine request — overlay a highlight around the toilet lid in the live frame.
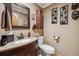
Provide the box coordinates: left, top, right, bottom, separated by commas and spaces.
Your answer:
40, 44, 55, 53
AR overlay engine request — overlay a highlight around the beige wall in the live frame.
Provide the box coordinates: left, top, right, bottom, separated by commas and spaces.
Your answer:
0, 3, 41, 40
43, 3, 79, 56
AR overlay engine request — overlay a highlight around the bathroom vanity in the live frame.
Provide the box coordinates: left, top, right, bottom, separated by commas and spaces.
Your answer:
0, 3, 40, 56
0, 37, 38, 56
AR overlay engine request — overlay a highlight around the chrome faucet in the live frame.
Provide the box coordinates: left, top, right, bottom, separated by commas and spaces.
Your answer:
16, 33, 24, 39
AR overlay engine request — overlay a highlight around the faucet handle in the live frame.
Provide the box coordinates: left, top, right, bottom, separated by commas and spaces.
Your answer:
16, 36, 19, 39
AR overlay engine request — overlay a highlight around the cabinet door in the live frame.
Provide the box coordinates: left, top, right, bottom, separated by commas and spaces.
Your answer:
14, 49, 27, 56
40, 10, 43, 29
29, 47, 38, 56
36, 10, 43, 29
36, 10, 40, 29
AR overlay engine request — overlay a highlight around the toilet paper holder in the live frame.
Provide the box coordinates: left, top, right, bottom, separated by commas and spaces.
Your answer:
54, 36, 60, 43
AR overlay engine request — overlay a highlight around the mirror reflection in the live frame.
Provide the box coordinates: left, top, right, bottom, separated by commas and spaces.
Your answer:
12, 3, 30, 29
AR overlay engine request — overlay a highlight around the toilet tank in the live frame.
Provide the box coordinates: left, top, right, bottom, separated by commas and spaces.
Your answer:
38, 36, 44, 46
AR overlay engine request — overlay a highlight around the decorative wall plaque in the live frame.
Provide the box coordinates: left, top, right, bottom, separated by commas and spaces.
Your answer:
51, 7, 58, 24
72, 11, 79, 20
72, 3, 79, 10
60, 5, 68, 25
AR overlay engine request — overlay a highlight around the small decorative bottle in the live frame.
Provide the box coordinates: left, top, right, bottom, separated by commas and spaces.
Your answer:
28, 31, 31, 37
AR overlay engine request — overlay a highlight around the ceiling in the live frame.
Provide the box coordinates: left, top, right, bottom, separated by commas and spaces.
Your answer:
36, 3, 52, 8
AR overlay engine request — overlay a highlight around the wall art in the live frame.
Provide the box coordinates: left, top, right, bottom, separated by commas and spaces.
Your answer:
72, 11, 79, 20
60, 5, 68, 25
51, 7, 58, 24
71, 3, 79, 10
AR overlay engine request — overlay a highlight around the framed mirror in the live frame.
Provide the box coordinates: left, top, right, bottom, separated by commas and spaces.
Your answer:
12, 3, 30, 29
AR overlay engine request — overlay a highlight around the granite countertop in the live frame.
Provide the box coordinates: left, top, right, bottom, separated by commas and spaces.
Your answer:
0, 37, 38, 52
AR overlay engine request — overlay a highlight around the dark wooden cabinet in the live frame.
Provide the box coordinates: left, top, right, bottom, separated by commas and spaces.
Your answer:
0, 40, 38, 56
36, 10, 43, 29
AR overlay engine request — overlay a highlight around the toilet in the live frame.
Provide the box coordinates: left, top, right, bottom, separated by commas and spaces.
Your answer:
38, 36, 55, 56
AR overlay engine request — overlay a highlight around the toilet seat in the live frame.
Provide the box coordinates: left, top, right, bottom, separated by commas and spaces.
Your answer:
40, 44, 55, 54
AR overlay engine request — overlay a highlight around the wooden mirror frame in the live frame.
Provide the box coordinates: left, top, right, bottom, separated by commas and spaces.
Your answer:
11, 3, 30, 29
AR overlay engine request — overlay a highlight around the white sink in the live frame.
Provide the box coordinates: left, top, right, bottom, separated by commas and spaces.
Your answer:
14, 39, 31, 44
3, 37, 38, 49
14, 37, 38, 44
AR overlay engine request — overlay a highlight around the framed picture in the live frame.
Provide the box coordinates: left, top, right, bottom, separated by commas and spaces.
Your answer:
51, 7, 58, 24
60, 5, 68, 25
